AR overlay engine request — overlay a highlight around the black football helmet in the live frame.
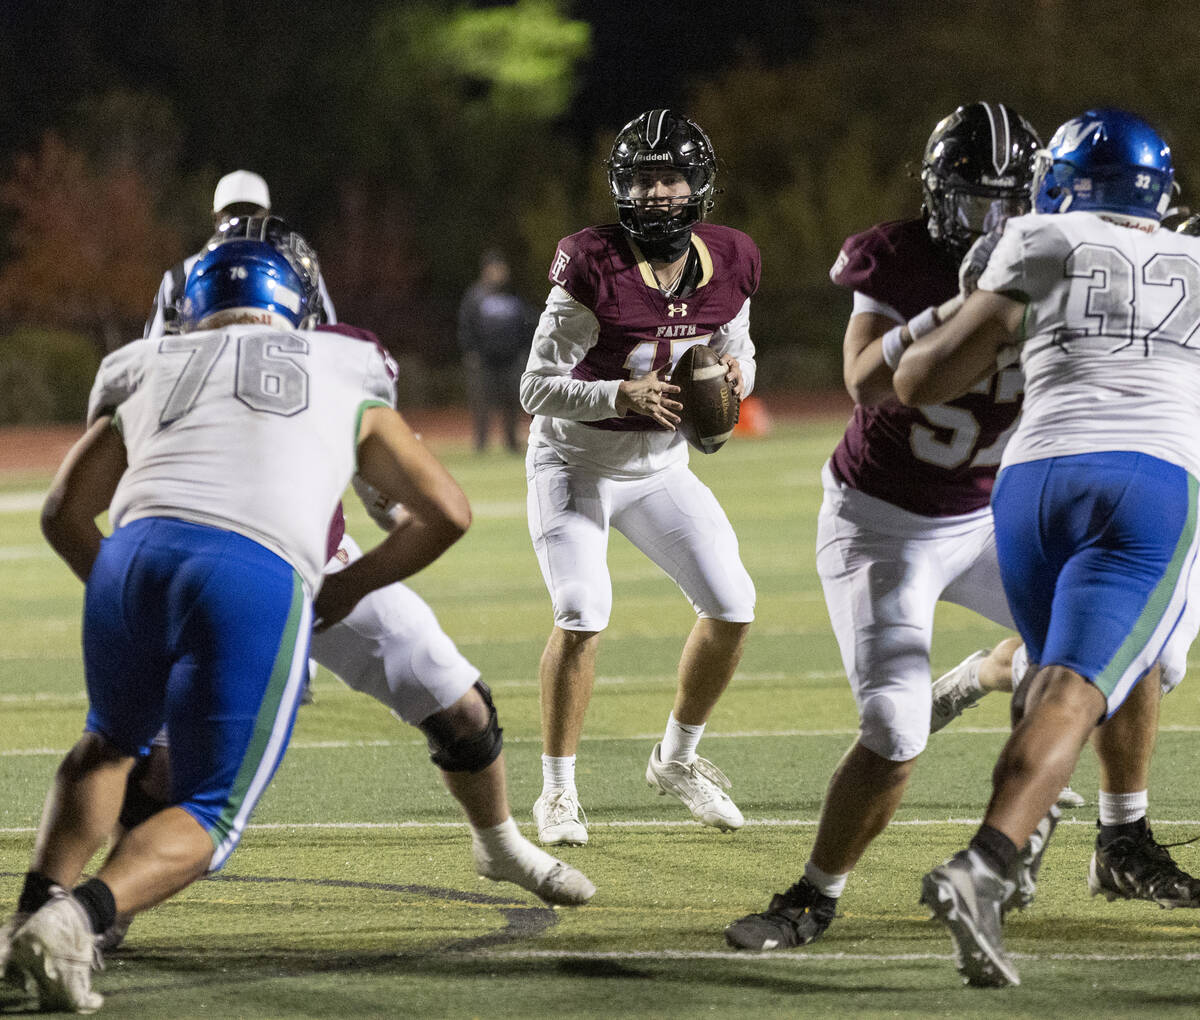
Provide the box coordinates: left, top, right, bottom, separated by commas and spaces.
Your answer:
607, 109, 718, 260
922, 102, 1041, 259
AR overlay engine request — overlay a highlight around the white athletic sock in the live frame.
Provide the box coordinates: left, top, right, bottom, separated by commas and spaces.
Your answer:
660, 712, 705, 764
1010, 643, 1029, 692
541, 754, 576, 792
471, 816, 553, 882
1099, 789, 1148, 826
471, 816, 526, 857
804, 859, 848, 899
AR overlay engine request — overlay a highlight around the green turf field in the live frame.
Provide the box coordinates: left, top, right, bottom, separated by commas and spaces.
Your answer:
3, 419, 1200, 1017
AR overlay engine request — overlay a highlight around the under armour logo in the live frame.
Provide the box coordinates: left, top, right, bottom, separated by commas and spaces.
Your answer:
667, 302, 688, 317
550, 249, 570, 285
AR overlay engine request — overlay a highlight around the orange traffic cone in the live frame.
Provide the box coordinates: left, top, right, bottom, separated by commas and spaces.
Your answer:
734, 395, 772, 438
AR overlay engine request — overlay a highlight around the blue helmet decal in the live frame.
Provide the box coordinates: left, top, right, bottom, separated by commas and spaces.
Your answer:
1032, 108, 1173, 219
181, 239, 313, 330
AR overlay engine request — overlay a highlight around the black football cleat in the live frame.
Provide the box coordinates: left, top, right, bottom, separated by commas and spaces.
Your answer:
1088, 822, 1200, 908
921, 849, 1020, 988
724, 877, 837, 950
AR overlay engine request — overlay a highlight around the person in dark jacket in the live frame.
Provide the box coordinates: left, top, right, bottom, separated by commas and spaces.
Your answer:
458, 250, 535, 452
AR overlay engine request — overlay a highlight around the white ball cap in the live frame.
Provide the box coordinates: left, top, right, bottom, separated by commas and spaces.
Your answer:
212, 170, 271, 214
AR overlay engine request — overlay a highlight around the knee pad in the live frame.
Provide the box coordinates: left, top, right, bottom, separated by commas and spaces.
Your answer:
858, 691, 928, 761
421, 681, 504, 773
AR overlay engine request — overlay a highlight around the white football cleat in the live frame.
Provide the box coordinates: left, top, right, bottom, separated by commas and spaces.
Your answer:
533, 787, 588, 846
930, 650, 989, 733
474, 836, 596, 907
646, 743, 744, 831
10, 890, 103, 1014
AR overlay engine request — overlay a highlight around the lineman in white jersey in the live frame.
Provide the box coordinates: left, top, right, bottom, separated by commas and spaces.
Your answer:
895, 108, 1200, 988
106, 218, 594, 951
0, 239, 455, 1012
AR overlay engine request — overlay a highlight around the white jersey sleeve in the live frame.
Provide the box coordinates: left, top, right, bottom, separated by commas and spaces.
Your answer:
88, 342, 147, 425
976, 213, 1069, 307
709, 297, 756, 397
519, 285, 622, 420
101, 326, 395, 594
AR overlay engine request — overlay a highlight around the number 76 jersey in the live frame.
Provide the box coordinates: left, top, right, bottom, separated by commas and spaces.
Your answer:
87, 323, 396, 593
979, 210, 1200, 480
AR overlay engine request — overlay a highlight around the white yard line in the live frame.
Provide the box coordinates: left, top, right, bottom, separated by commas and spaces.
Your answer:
6, 817, 1200, 836
0, 491, 44, 513
471, 948, 1200, 963
8, 722, 1200, 758
468, 945, 1200, 960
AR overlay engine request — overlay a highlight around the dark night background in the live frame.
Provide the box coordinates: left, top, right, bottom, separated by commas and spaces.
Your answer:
0, 0, 1196, 418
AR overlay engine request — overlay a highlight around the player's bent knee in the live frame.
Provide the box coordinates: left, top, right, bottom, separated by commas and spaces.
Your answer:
420, 680, 504, 773
857, 692, 929, 761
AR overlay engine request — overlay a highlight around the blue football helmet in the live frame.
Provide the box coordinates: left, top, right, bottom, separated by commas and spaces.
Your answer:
180, 238, 316, 331
1032, 108, 1174, 220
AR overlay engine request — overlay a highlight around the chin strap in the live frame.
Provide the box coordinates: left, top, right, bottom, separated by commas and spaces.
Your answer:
636, 229, 693, 263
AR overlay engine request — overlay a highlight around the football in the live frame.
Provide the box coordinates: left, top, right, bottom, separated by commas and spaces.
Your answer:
669, 344, 739, 454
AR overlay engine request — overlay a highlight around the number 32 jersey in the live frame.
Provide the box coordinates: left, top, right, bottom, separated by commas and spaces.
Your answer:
979, 210, 1200, 481
87, 324, 396, 593
829, 218, 1023, 516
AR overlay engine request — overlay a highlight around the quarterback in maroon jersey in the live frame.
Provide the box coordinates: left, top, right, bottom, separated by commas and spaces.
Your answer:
521, 110, 758, 845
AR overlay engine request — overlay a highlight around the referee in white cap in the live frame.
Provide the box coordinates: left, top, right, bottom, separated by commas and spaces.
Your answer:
142, 170, 335, 338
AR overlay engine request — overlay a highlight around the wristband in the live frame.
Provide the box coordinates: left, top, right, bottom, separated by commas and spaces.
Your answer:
906, 304, 941, 341
880, 324, 909, 370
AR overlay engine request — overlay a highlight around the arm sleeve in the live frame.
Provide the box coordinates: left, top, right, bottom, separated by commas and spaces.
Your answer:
709, 297, 757, 397
519, 286, 622, 419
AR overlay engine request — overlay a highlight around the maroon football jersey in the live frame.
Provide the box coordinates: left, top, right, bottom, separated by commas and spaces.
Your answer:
828, 218, 1023, 516
547, 222, 760, 432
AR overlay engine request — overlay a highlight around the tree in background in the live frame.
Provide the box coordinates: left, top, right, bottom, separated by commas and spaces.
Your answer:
685, 0, 1200, 388
0, 122, 183, 353
325, 0, 591, 361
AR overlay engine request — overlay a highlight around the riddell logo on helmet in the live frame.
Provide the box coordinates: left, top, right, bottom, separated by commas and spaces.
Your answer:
637, 152, 672, 162
981, 174, 1017, 187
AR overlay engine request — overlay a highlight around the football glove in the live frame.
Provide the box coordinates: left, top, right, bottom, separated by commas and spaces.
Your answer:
959, 228, 1003, 296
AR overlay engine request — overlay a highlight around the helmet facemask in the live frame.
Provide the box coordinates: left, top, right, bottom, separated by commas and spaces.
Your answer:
921, 102, 1041, 260
923, 170, 1032, 258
